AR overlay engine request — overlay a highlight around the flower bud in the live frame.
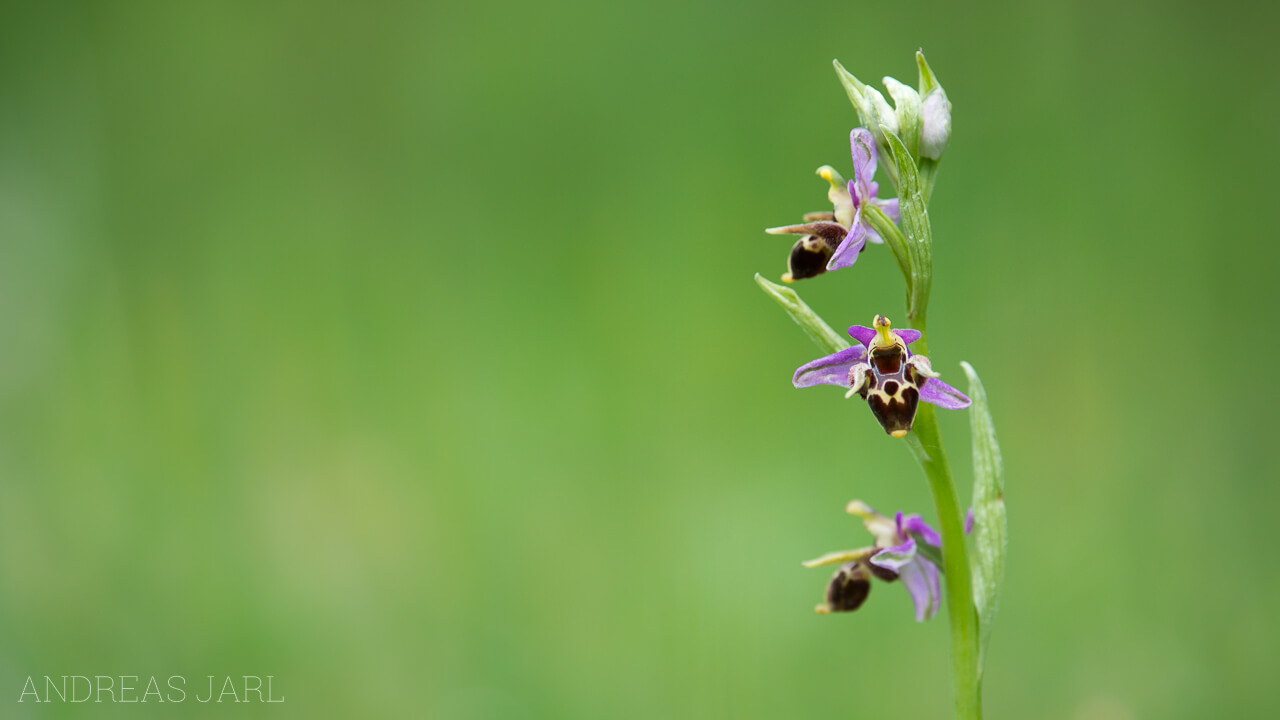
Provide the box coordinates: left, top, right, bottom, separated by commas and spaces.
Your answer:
915, 50, 951, 162
919, 88, 951, 161
882, 76, 921, 158
862, 85, 898, 142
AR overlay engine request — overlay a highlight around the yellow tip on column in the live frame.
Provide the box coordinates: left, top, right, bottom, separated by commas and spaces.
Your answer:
870, 315, 900, 351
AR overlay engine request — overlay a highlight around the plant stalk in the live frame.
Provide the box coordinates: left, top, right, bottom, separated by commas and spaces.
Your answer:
905, 328, 982, 720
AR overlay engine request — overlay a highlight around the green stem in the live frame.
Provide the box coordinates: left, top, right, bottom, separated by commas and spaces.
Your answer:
905, 327, 982, 720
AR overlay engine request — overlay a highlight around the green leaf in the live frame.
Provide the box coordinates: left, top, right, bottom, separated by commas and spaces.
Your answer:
832, 59, 871, 120
882, 131, 933, 322
754, 274, 848, 355
961, 361, 1007, 678
916, 50, 941, 96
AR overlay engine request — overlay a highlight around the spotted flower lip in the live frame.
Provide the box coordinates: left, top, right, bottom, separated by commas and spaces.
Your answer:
804, 501, 967, 621
827, 128, 902, 271
793, 316, 970, 436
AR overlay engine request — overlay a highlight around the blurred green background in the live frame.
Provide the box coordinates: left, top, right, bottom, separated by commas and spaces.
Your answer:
2, 0, 1277, 718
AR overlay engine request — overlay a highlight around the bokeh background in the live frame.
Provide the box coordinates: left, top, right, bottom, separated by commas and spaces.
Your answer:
2, 1, 1278, 718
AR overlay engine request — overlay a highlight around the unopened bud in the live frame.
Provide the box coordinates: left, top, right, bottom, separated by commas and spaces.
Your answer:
915, 51, 951, 161
920, 88, 951, 161
882, 76, 921, 157
863, 85, 899, 141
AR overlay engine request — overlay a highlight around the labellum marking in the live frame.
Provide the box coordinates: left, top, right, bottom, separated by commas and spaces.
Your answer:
863, 316, 924, 437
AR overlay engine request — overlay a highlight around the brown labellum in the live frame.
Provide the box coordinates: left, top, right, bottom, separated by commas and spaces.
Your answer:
865, 342, 923, 438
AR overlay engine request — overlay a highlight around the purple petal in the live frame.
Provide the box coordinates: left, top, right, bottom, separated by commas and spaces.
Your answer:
919, 377, 972, 410
792, 346, 867, 389
965, 508, 975, 535
877, 198, 901, 223
902, 514, 942, 547
921, 558, 942, 620
849, 128, 878, 200
869, 537, 917, 572
846, 179, 861, 210
898, 559, 934, 622
846, 326, 921, 347
826, 209, 867, 271
896, 329, 921, 346
848, 325, 876, 347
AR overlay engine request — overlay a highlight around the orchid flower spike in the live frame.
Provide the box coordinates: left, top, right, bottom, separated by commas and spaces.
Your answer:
792, 315, 970, 437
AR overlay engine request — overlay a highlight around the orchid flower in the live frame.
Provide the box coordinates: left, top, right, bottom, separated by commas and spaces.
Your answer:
765, 127, 900, 281
805, 501, 970, 621
793, 315, 969, 436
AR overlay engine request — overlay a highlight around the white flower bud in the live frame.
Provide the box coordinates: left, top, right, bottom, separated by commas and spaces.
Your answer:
863, 86, 899, 140
920, 88, 952, 161
882, 76, 922, 158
